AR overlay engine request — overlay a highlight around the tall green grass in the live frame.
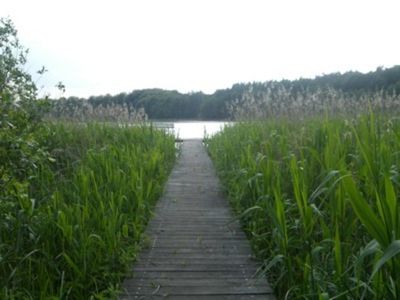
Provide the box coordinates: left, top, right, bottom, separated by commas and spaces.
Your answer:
0, 123, 175, 299
206, 114, 400, 299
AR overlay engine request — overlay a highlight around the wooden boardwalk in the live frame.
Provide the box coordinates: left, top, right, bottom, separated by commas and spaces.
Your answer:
120, 140, 274, 299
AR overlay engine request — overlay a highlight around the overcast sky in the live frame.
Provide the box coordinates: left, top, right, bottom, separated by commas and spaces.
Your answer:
2, 0, 400, 98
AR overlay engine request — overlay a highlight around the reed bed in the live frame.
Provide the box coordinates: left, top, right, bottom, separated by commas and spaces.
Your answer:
206, 114, 400, 299
228, 84, 400, 120
46, 101, 148, 123
0, 123, 175, 299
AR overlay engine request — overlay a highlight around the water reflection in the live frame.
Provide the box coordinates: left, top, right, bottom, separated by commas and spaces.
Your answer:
154, 121, 231, 139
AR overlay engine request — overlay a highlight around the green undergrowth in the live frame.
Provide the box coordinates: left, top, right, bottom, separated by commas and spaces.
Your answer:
1, 123, 176, 299
206, 114, 400, 299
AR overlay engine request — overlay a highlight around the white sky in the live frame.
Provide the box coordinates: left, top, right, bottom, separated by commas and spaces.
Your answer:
2, 0, 400, 98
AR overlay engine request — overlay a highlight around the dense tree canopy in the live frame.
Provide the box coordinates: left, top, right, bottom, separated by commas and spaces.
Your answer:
50, 65, 400, 120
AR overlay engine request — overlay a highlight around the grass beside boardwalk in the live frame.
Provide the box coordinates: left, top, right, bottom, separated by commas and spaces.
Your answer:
0, 123, 176, 299
206, 114, 400, 299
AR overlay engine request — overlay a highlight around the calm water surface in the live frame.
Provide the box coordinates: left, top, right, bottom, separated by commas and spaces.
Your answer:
155, 121, 232, 139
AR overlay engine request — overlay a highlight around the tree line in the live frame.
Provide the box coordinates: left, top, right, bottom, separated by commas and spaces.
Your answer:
50, 65, 400, 120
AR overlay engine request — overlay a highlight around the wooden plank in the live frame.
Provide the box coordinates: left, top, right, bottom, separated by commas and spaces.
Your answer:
125, 271, 257, 280
137, 254, 256, 260
137, 255, 257, 263
144, 231, 246, 237
120, 140, 274, 299
132, 264, 259, 272
120, 294, 273, 300
124, 278, 268, 286
123, 285, 272, 295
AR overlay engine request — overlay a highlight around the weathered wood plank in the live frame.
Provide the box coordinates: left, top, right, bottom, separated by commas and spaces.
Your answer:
124, 278, 269, 288
120, 294, 272, 300
125, 271, 257, 280
137, 254, 256, 260
120, 140, 274, 299
132, 264, 259, 272
122, 285, 271, 295
138, 246, 252, 253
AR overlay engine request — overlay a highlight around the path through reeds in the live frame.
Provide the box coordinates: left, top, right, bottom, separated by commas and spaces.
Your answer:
121, 140, 274, 299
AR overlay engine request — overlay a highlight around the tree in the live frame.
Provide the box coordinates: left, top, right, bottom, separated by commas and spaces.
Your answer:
1, 18, 54, 298
0, 17, 51, 239
0, 18, 38, 105
0, 17, 47, 179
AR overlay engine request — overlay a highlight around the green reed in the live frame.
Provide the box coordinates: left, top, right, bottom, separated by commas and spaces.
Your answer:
0, 123, 175, 299
206, 114, 400, 299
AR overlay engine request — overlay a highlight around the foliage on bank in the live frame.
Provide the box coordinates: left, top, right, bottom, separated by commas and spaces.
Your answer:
1, 18, 176, 299
49, 66, 400, 121
207, 116, 400, 299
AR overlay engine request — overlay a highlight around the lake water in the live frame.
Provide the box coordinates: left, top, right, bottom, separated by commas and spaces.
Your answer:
154, 121, 231, 139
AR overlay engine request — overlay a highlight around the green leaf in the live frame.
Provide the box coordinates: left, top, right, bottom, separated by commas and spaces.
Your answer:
122, 224, 129, 238
230, 205, 262, 223
371, 240, 400, 279
384, 176, 397, 235
62, 252, 83, 278
356, 239, 380, 266
342, 174, 388, 247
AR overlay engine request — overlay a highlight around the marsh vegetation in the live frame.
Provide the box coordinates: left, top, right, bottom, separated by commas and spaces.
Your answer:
2, 15, 400, 299
0, 19, 175, 298
207, 113, 400, 298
